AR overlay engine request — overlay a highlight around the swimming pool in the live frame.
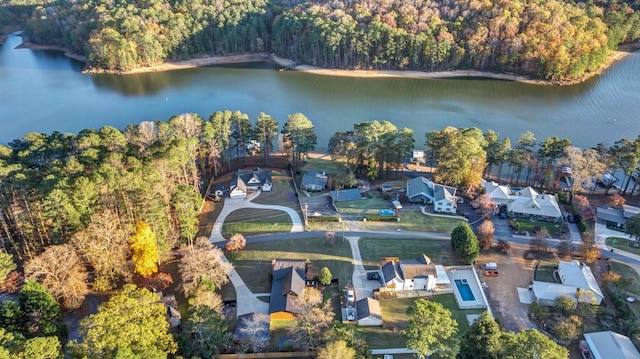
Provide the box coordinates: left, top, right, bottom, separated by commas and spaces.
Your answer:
455, 279, 476, 301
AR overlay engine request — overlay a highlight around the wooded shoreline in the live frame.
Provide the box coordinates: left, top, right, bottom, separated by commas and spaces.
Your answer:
13, 36, 640, 86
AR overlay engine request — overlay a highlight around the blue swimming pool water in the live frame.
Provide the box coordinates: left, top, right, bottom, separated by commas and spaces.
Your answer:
455, 279, 476, 301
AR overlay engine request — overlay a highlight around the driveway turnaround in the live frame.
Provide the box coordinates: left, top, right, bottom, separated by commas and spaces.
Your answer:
209, 192, 304, 243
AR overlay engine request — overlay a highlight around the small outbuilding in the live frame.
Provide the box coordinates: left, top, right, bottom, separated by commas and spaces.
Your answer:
356, 297, 383, 326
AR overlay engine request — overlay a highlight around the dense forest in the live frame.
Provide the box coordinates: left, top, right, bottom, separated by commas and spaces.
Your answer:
1, 0, 639, 80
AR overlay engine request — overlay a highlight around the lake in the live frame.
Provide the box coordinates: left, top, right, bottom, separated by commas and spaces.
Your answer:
1, 32, 639, 149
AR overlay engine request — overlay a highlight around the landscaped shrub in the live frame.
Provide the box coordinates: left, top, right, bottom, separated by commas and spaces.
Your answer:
308, 216, 341, 223
363, 214, 399, 222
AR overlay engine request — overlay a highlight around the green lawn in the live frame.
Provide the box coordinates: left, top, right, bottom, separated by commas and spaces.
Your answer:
609, 261, 640, 297
512, 219, 561, 235
358, 237, 459, 269
606, 237, 640, 256
226, 238, 354, 293
534, 258, 558, 283
252, 177, 302, 210
369, 294, 486, 349
336, 191, 390, 216
300, 157, 346, 175
221, 208, 293, 238
360, 210, 463, 233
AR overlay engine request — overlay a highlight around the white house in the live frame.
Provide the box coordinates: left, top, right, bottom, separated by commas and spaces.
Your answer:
406, 177, 457, 214
380, 255, 450, 291
582, 331, 640, 359
532, 260, 604, 305
480, 179, 562, 222
412, 150, 425, 163
229, 168, 273, 199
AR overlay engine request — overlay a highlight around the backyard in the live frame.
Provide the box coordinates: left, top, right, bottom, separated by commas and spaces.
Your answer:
225, 237, 354, 294
336, 191, 390, 217
533, 257, 558, 283
300, 155, 347, 175
363, 295, 486, 349
358, 237, 458, 269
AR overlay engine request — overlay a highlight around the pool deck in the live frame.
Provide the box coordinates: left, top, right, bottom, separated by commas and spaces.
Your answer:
447, 267, 489, 310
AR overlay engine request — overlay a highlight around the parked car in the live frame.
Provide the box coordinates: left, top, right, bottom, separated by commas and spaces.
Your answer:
367, 272, 381, 281
499, 212, 507, 219
484, 270, 499, 277
346, 289, 355, 304
567, 214, 575, 223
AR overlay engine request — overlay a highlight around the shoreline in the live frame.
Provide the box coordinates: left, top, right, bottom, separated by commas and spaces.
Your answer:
15, 36, 640, 85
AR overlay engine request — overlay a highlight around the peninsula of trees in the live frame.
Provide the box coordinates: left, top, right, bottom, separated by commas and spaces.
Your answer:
1, 0, 639, 81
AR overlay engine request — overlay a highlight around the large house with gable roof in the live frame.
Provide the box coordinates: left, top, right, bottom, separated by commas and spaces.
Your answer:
229, 167, 273, 199
406, 177, 458, 214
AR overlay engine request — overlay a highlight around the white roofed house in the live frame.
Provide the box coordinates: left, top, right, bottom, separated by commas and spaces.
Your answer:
507, 187, 562, 222
581, 331, 640, 359
532, 260, 604, 306
480, 179, 512, 206
406, 177, 457, 214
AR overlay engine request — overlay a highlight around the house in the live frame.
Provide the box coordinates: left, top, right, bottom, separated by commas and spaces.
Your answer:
330, 188, 363, 202
596, 204, 640, 231
532, 260, 604, 305
480, 180, 562, 221
268, 260, 307, 320
581, 331, 640, 359
356, 297, 383, 326
213, 183, 225, 196
406, 177, 457, 214
507, 187, 562, 222
229, 168, 273, 199
301, 171, 328, 192
234, 312, 270, 343
412, 150, 425, 163
380, 255, 450, 291
480, 179, 512, 206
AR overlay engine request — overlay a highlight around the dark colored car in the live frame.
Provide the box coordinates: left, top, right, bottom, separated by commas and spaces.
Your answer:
367, 272, 381, 281
567, 214, 575, 223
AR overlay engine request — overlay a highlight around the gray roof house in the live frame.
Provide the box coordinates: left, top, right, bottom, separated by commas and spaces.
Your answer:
268, 260, 307, 320
356, 297, 383, 326
380, 255, 449, 292
234, 312, 270, 343
301, 171, 328, 192
330, 188, 363, 202
229, 168, 273, 199
596, 204, 640, 229
582, 331, 640, 359
406, 177, 457, 214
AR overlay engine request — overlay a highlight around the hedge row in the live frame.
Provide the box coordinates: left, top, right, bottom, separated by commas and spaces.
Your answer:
308, 216, 341, 223
364, 214, 399, 222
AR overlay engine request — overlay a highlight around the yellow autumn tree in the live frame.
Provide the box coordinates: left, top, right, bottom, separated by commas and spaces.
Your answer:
129, 221, 159, 277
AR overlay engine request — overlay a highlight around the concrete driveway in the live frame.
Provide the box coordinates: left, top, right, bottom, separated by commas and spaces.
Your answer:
345, 236, 381, 301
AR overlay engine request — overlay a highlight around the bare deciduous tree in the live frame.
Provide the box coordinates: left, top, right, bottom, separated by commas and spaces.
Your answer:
289, 287, 335, 351
477, 220, 495, 251
71, 209, 132, 291
237, 313, 271, 353
224, 234, 246, 251
190, 288, 224, 313
563, 146, 607, 195
179, 237, 232, 297
25, 243, 88, 309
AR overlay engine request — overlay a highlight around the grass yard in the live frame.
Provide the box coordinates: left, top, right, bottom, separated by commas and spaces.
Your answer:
609, 261, 640, 297
301, 156, 346, 175
368, 294, 485, 349
226, 237, 354, 294
196, 198, 224, 238
360, 210, 463, 233
252, 177, 302, 211
336, 191, 390, 216
512, 219, 561, 235
606, 237, 640, 256
221, 208, 293, 238
358, 237, 458, 269
534, 258, 558, 283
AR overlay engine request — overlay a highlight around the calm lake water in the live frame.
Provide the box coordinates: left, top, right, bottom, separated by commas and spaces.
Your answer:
1, 32, 639, 149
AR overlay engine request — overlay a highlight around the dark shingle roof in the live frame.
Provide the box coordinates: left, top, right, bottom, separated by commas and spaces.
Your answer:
330, 188, 362, 202
356, 297, 382, 320
269, 266, 306, 315
234, 312, 270, 341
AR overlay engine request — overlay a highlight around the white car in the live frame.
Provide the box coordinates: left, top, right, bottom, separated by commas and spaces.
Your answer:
346, 289, 355, 303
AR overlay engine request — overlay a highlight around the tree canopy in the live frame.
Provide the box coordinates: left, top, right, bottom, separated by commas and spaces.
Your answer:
69, 284, 177, 358
451, 222, 480, 264
406, 298, 459, 359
